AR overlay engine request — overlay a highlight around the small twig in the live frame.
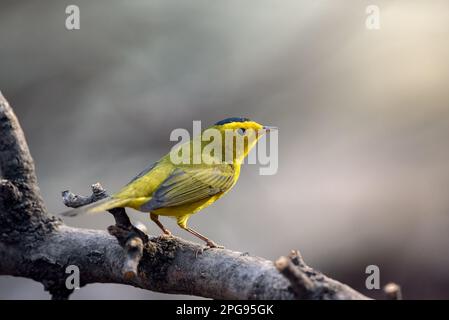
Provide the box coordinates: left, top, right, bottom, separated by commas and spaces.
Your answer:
123, 237, 144, 280
62, 183, 147, 279
275, 255, 315, 299
288, 249, 306, 267
62, 182, 108, 208
384, 282, 402, 300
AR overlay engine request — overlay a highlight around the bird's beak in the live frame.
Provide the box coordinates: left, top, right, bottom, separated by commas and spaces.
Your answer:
263, 126, 278, 133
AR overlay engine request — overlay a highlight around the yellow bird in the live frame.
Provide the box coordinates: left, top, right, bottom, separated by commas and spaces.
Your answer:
62, 118, 273, 248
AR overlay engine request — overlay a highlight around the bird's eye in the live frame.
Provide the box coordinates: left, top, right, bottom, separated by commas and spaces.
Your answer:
237, 128, 246, 135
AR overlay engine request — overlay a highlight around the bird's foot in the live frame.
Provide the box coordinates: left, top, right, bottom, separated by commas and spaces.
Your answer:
158, 229, 172, 239
194, 241, 224, 258
205, 240, 224, 249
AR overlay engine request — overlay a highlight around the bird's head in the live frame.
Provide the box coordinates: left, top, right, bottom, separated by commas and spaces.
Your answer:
213, 117, 263, 132
207, 117, 276, 163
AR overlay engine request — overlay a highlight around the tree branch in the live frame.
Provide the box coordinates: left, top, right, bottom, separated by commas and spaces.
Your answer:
0, 91, 370, 300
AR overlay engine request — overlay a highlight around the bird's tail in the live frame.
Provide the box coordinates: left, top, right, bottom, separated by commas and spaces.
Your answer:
60, 197, 131, 217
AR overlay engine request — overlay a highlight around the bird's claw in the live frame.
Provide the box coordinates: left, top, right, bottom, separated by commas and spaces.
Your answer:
205, 241, 224, 249
159, 229, 172, 239
194, 242, 224, 258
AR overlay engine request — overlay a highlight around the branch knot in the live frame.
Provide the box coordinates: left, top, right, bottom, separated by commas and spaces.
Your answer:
0, 179, 22, 203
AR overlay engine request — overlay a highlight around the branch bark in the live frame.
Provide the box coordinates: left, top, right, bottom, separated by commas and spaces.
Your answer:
0, 91, 369, 300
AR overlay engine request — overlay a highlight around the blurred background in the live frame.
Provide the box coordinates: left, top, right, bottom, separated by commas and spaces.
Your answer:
1, 0, 449, 299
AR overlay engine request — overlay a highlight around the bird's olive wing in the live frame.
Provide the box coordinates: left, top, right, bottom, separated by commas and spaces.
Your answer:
141, 165, 235, 210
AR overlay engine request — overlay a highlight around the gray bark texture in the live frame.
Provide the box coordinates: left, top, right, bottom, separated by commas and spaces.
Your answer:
0, 91, 370, 300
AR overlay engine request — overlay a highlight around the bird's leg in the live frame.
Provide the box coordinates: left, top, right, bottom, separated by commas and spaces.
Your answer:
183, 226, 224, 249
150, 213, 171, 236
176, 215, 223, 249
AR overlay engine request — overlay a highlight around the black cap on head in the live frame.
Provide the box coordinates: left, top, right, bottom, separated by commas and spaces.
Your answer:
215, 117, 251, 126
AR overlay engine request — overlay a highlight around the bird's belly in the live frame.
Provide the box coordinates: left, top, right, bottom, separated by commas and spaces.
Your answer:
150, 194, 222, 217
